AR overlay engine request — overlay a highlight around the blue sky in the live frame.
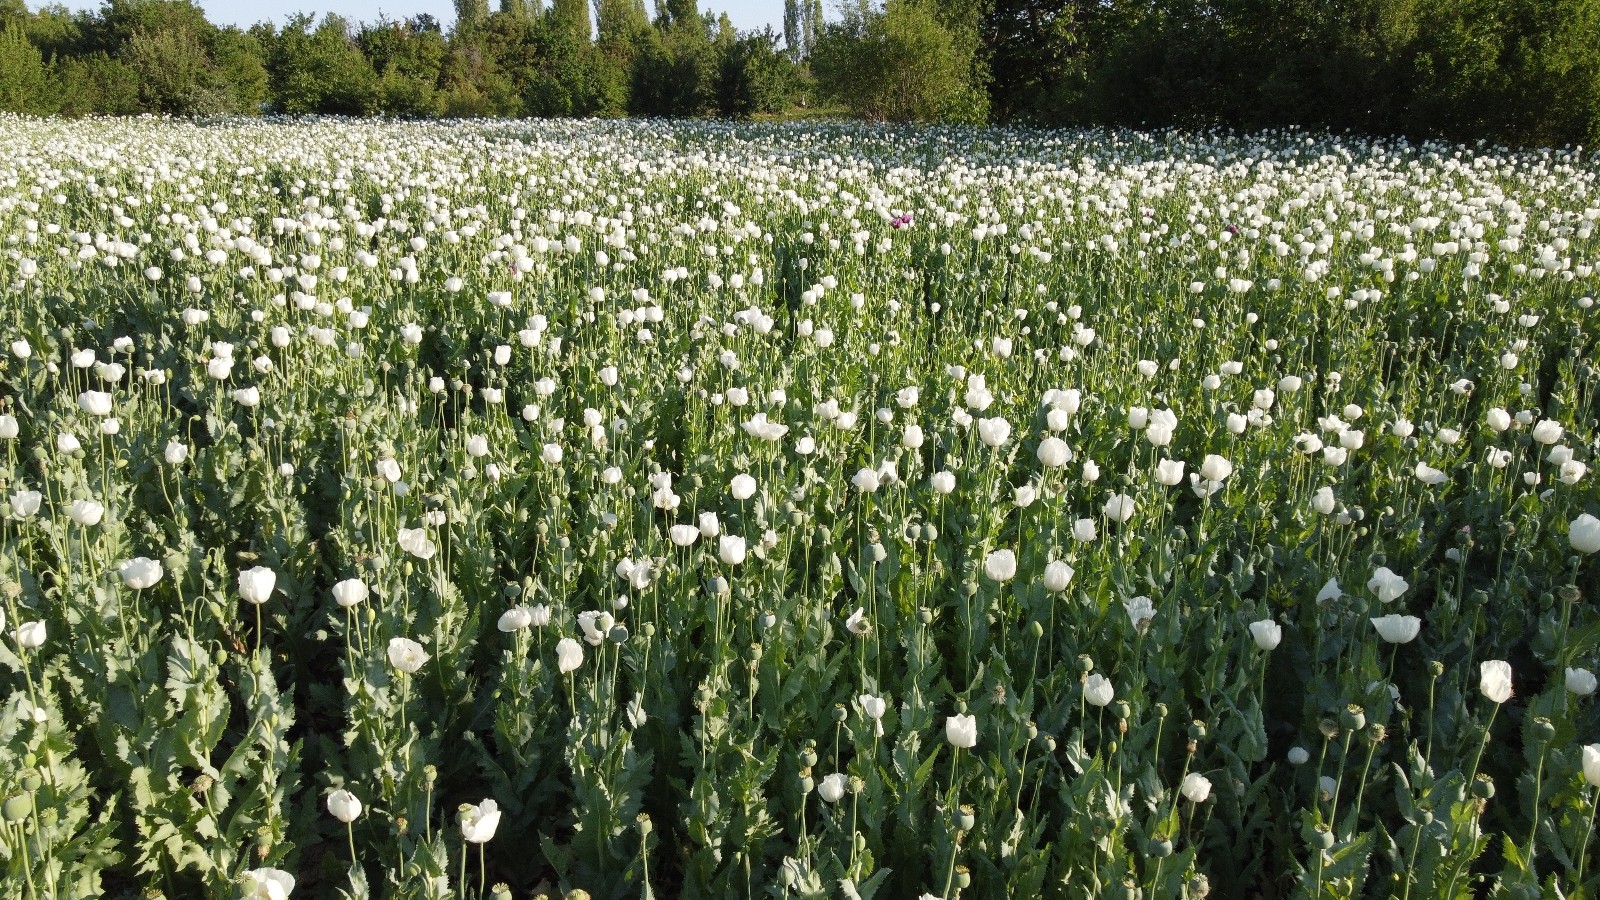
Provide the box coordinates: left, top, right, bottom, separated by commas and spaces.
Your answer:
37, 0, 789, 34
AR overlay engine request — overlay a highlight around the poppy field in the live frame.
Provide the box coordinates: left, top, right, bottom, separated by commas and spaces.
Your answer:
0, 117, 1598, 899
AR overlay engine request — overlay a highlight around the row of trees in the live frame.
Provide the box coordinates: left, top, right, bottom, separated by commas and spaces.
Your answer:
1, 0, 1598, 143
983, 0, 1600, 146
0, 0, 801, 118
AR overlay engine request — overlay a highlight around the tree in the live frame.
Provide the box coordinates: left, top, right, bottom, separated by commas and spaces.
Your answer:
814, 0, 984, 121
210, 26, 269, 113
49, 51, 140, 114
783, 0, 800, 57
982, 0, 1092, 122
361, 17, 447, 116
595, 0, 650, 113
122, 25, 206, 113
267, 14, 381, 114
716, 27, 796, 116
0, 23, 48, 113
550, 0, 592, 42
24, 3, 84, 59
438, 11, 525, 116
456, 0, 491, 32
630, 15, 717, 115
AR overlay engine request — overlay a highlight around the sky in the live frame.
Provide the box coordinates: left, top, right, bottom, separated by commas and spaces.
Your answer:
39, 0, 788, 34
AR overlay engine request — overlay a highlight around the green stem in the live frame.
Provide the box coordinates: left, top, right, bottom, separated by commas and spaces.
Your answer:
1576, 786, 1600, 888
1400, 810, 1424, 900
942, 746, 962, 899
1441, 705, 1500, 897
1328, 731, 1354, 828
14, 821, 38, 900
1349, 737, 1380, 840
1524, 744, 1547, 860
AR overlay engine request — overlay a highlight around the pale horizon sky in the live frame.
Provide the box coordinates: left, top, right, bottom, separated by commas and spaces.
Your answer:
36, 0, 790, 35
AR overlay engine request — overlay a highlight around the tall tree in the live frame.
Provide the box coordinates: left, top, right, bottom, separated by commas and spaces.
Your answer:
783, 0, 800, 57
551, 0, 592, 41
0, 22, 48, 112
456, 0, 491, 31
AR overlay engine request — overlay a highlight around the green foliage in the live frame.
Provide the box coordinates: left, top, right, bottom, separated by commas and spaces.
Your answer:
121, 26, 230, 115
549, 0, 592, 45
0, 23, 47, 113
630, 20, 719, 116
49, 52, 141, 116
814, 0, 985, 123
989, 0, 1600, 143
3, 118, 1600, 899
361, 19, 447, 117
456, 0, 492, 32
0, 0, 1592, 142
266, 14, 381, 115
716, 28, 798, 117
210, 27, 269, 114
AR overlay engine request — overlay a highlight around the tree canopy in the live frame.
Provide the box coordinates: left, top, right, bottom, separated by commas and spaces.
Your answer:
0, 0, 1595, 143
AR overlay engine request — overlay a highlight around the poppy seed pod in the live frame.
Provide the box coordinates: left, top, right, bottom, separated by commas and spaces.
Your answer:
953, 805, 975, 831
1341, 705, 1366, 732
